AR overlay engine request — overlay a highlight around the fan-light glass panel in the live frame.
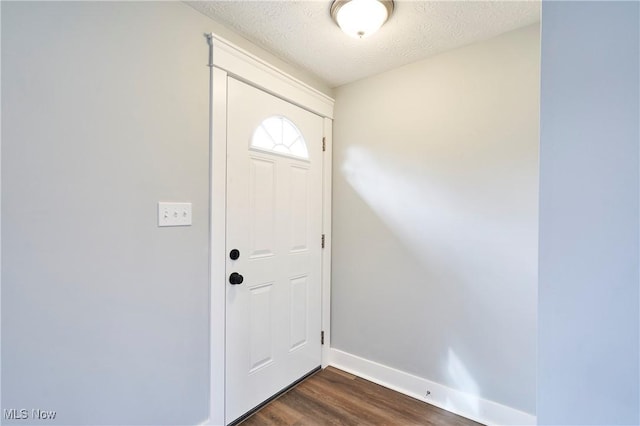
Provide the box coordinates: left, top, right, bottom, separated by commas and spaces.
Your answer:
251, 116, 309, 159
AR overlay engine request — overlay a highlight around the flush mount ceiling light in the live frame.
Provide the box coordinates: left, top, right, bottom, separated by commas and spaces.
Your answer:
330, 0, 394, 39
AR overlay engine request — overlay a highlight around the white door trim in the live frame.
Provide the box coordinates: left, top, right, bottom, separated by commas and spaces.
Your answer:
205, 34, 334, 426
208, 33, 334, 120
321, 118, 333, 368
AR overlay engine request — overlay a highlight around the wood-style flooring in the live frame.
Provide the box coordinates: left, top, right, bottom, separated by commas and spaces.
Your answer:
239, 367, 483, 426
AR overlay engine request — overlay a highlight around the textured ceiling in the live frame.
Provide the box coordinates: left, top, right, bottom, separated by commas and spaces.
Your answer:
188, 1, 540, 88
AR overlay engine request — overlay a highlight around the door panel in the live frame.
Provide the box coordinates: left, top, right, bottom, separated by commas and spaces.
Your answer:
289, 275, 309, 350
225, 77, 323, 424
290, 166, 309, 252
248, 157, 276, 258
248, 282, 274, 371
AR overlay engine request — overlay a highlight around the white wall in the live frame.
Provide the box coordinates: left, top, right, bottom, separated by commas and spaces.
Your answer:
331, 24, 539, 416
537, 2, 639, 425
0, 2, 327, 425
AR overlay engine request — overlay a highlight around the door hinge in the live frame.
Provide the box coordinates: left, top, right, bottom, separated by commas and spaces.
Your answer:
321, 331, 325, 345
322, 137, 326, 152
321, 234, 325, 249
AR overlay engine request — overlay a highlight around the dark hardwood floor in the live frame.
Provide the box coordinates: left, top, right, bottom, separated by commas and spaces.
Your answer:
239, 367, 483, 426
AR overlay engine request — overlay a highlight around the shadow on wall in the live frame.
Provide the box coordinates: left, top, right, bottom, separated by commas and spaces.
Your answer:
339, 143, 536, 412
341, 145, 532, 275
342, 144, 485, 410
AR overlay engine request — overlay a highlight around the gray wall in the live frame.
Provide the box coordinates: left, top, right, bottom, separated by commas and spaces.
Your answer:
538, 2, 640, 425
331, 25, 539, 414
1, 2, 210, 424
0, 2, 328, 425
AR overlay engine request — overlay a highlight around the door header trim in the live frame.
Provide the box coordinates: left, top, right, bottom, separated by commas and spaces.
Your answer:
207, 33, 335, 119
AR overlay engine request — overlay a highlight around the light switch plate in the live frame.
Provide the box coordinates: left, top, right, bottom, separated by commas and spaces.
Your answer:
158, 202, 192, 227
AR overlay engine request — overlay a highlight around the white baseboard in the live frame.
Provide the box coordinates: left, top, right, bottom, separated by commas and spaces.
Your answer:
198, 418, 222, 426
328, 348, 536, 426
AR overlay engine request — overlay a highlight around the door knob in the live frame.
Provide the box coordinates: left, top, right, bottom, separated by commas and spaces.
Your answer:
229, 272, 244, 285
229, 249, 240, 260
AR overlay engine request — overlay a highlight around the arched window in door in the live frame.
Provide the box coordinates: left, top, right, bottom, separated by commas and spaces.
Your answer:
251, 116, 309, 159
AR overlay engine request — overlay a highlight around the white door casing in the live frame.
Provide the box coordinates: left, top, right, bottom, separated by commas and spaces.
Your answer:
225, 77, 323, 424
207, 33, 334, 426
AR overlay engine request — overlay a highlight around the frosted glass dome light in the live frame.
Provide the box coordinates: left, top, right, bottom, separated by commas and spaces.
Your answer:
330, 0, 394, 39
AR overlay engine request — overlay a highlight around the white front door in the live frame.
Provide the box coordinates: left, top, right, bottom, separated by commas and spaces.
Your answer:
225, 77, 323, 424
